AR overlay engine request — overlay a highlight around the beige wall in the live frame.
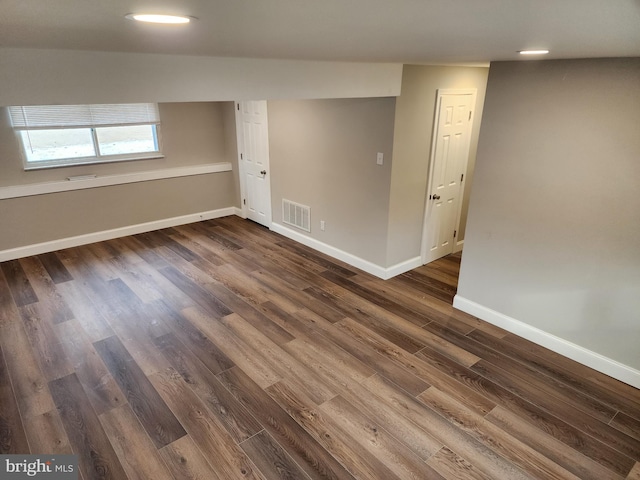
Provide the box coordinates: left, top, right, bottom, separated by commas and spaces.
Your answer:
0, 174, 235, 250
268, 98, 396, 266
0, 102, 239, 251
458, 58, 640, 374
387, 65, 489, 266
0, 102, 235, 187
266, 66, 488, 270
1, 64, 487, 268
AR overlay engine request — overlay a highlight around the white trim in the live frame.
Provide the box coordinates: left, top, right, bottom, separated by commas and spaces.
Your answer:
453, 295, 640, 389
234, 102, 248, 219
453, 239, 464, 254
385, 256, 423, 279
271, 222, 386, 278
0, 208, 235, 262
23, 153, 166, 172
271, 222, 420, 280
0, 163, 232, 200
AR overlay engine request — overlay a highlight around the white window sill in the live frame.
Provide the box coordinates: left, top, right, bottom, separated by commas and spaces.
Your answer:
23, 153, 165, 171
0, 163, 232, 200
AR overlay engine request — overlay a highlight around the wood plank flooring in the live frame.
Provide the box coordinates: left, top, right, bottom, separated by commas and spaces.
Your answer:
1, 215, 638, 479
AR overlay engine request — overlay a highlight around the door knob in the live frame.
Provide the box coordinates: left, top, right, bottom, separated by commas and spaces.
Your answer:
433, 194, 441, 200
260, 170, 267, 175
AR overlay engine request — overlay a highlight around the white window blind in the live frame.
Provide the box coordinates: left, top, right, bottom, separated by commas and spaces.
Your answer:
9, 103, 160, 130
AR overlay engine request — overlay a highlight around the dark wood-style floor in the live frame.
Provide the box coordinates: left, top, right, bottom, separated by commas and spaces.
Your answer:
1, 216, 639, 480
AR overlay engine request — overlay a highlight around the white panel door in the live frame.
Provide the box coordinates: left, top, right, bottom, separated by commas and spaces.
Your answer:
422, 91, 475, 263
236, 101, 272, 227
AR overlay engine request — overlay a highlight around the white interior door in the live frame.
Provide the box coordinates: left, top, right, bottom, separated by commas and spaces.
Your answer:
236, 101, 272, 227
422, 90, 476, 264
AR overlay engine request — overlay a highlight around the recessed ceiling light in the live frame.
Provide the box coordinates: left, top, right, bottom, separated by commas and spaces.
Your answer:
125, 14, 192, 24
518, 50, 550, 55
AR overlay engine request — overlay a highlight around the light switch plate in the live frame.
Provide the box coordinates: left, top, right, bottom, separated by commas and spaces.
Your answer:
376, 152, 384, 165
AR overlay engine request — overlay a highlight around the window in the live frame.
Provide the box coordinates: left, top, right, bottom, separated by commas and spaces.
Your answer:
9, 103, 162, 169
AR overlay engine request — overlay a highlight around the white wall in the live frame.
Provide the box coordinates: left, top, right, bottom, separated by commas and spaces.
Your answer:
0, 48, 402, 106
456, 58, 640, 387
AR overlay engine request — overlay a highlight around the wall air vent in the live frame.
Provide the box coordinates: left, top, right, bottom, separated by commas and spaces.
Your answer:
282, 199, 311, 232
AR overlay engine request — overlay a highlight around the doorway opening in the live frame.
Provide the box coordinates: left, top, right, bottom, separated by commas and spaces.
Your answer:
421, 89, 477, 265
235, 100, 272, 228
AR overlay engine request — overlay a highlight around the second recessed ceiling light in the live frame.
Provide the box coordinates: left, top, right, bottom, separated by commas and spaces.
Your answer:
126, 14, 193, 24
518, 50, 550, 55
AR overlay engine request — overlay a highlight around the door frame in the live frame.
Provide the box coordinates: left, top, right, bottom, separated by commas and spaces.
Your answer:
234, 100, 273, 227
420, 88, 477, 264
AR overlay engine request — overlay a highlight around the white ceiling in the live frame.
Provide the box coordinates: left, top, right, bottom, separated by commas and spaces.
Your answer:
0, 0, 639, 64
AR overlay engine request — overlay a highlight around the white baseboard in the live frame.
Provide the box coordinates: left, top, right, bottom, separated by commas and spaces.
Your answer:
385, 256, 422, 279
453, 295, 640, 389
271, 222, 388, 278
0, 207, 236, 262
453, 239, 464, 254
270, 222, 420, 280
1, 209, 418, 278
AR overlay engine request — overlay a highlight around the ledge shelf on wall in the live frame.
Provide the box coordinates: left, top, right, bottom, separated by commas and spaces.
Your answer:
0, 163, 232, 200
